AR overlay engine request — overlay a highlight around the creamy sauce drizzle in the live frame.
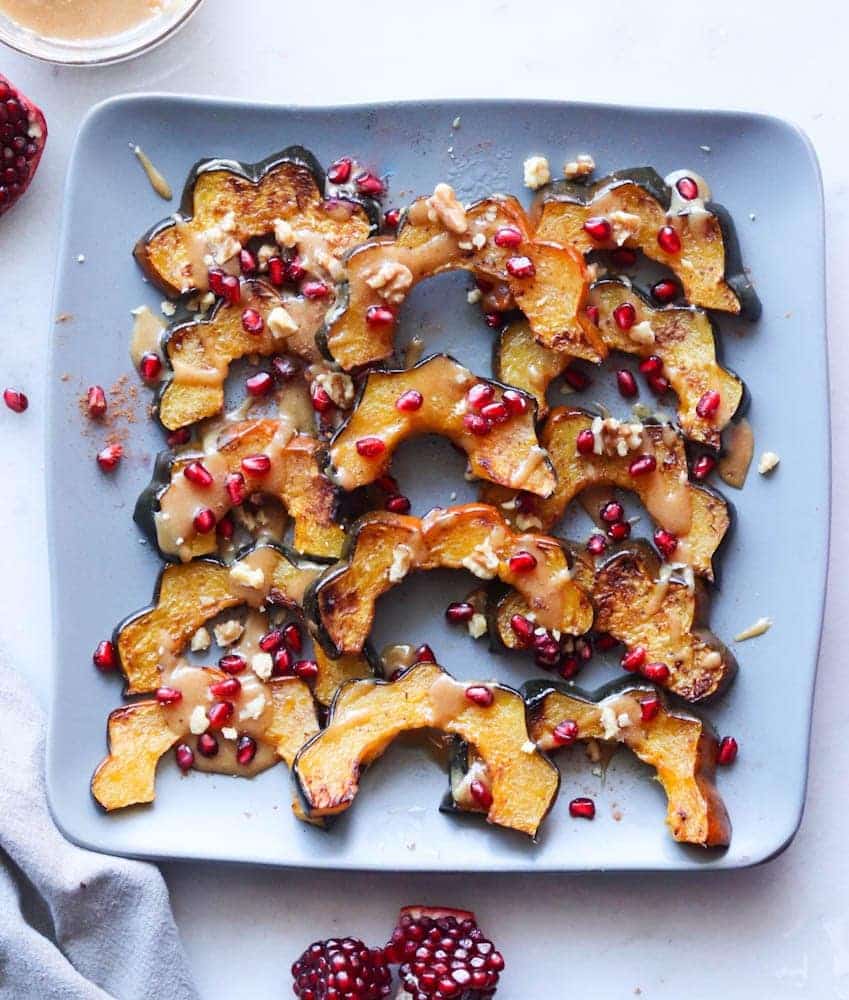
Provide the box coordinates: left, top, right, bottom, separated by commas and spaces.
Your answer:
427, 674, 472, 729
131, 144, 172, 200
718, 418, 754, 490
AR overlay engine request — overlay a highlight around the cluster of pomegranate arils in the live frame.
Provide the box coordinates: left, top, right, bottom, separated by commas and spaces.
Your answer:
461, 381, 527, 437
292, 906, 504, 1000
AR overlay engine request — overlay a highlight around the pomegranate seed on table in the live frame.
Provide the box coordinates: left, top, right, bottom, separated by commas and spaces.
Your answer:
267, 256, 285, 286
92, 639, 116, 672
642, 662, 670, 683
210, 677, 241, 698
692, 454, 718, 480
139, 352, 162, 381
207, 700, 234, 729
283, 623, 302, 653
238, 248, 256, 274
600, 500, 624, 524
241, 453, 272, 475
553, 719, 579, 745
155, 686, 183, 705
493, 225, 522, 248
245, 371, 273, 396
414, 644, 436, 663
640, 695, 661, 722
310, 383, 333, 413
465, 685, 494, 708
366, 304, 395, 326
466, 382, 495, 410
384, 207, 401, 228
446, 602, 474, 624
356, 436, 386, 458
654, 528, 679, 559
613, 302, 637, 330
376, 474, 399, 493
611, 247, 637, 268
241, 307, 263, 334
564, 366, 591, 391
717, 736, 739, 766
292, 937, 391, 1000
508, 550, 537, 573
196, 733, 219, 757
576, 428, 595, 455
587, 533, 607, 556
569, 797, 596, 820
294, 659, 319, 681
651, 279, 679, 304
616, 369, 638, 398
355, 171, 384, 196
676, 176, 699, 200
629, 454, 657, 477
585, 304, 600, 325
463, 412, 491, 436
505, 255, 535, 278
166, 426, 191, 448
183, 461, 213, 487
193, 507, 216, 534
657, 225, 682, 254
219, 653, 246, 675
583, 217, 612, 241
327, 157, 352, 184
175, 744, 194, 771
86, 385, 107, 418
510, 614, 534, 643
560, 655, 579, 679
3, 388, 28, 412
96, 443, 123, 472
225, 472, 246, 504
502, 389, 528, 415
385, 494, 411, 514
696, 389, 721, 419
639, 355, 663, 376
396, 389, 423, 412
607, 520, 631, 541
0, 74, 47, 219
236, 735, 258, 766
470, 779, 494, 811
647, 373, 670, 395
621, 645, 647, 672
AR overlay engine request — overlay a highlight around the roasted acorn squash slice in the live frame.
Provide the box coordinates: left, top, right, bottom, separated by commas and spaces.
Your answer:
494, 280, 744, 448
322, 188, 603, 370
92, 673, 318, 811
134, 146, 378, 298
532, 168, 760, 319
115, 543, 375, 703
480, 407, 731, 580
327, 354, 555, 497
525, 677, 731, 846
134, 419, 345, 563
307, 503, 594, 657
492, 541, 736, 702
293, 662, 559, 838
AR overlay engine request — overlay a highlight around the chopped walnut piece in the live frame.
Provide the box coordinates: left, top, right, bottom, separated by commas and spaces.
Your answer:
563, 154, 596, 179
425, 182, 468, 235
365, 260, 414, 305
523, 155, 551, 190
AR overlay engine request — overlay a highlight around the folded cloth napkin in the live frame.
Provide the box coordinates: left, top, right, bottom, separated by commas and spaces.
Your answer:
0, 659, 199, 1000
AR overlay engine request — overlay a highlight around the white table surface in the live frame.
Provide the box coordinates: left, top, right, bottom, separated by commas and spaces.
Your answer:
2, 0, 847, 995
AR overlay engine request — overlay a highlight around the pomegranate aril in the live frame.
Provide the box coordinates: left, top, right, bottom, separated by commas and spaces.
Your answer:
505, 255, 535, 278
576, 428, 596, 455
167, 426, 191, 448
3, 387, 28, 412
245, 371, 273, 396
355, 170, 384, 195
446, 602, 474, 624
696, 389, 721, 419
616, 369, 638, 398
272, 355, 298, 382
207, 700, 234, 729
717, 736, 738, 766
642, 661, 670, 684
484, 311, 502, 329
301, 280, 330, 300
285, 256, 306, 282
564, 366, 591, 391
385, 494, 411, 514
569, 797, 596, 820
480, 400, 508, 423
463, 412, 490, 436
282, 623, 302, 653
396, 389, 423, 412
267, 256, 285, 286
241, 307, 263, 334
327, 157, 352, 184
600, 500, 624, 523
651, 279, 679, 304
384, 207, 401, 228
366, 304, 395, 327
175, 744, 194, 772
502, 389, 528, 415
629, 454, 657, 477
183, 460, 213, 487
640, 695, 661, 722
310, 383, 333, 413
508, 550, 537, 573
466, 382, 495, 410
654, 528, 679, 559
221, 275, 241, 305
207, 268, 227, 296
613, 302, 637, 330
86, 385, 107, 418
583, 216, 612, 241
272, 647, 292, 675
621, 645, 647, 672
155, 686, 183, 705
294, 659, 319, 681
139, 352, 162, 381
219, 653, 246, 674
692, 454, 717, 480
356, 436, 386, 458
552, 718, 579, 746
610, 247, 637, 268
560, 654, 580, 679
657, 225, 682, 254
210, 677, 241, 698
241, 453, 272, 475
238, 248, 256, 274
259, 628, 283, 653
376, 473, 399, 493
587, 532, 607, 555
96, 443, 123, 472
535, 639, 561, 668
216, 514, 234, 540
639, 355, 663, 376
510, 614, 534, 644
465, 685, 494, 708
493, 225, 522, 248
595, 631, 620, 651
196, 733, 218, 758
647, 373, 670, 395
414, 644, 436, 663
92, 639, 116, 672
607, 520, 631, 541
470, 780, 493, 811
193, 507, 216, 534
225, 472, 246, 505
676, 176, 699, 200
585, 304, 601, 325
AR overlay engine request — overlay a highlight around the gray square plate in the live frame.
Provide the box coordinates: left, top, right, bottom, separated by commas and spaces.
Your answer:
46, 95, 828, 871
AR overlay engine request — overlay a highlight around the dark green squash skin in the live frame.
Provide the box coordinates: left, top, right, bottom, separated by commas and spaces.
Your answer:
133, 144, 382, 298
536, 167, 761, 321
292, 667, 560, 840
322, 352, 545, 487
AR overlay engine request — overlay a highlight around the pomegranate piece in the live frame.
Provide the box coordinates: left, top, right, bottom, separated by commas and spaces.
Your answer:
463, 412, 491, 436
717, 736, 738, 766
446, 602, 474, 624
302, 279, 330, 300
502, 389, 528, 415
613, 302, 637, 331
245, 371, 273, 397
586, 533, 607, 556
470, 779, 494, 811
384, 207, 401, 229
139, 352, 162, 382
640, 695, 661, 722
286, 256, 307, 282
508, 550, 537, 573
647, 373, 670, 396
220, 274, 240, 306
196, 732, 219, 758
216, 514, 234, 540
505, 255, 535, 278
86, 385, 107, 418
510, 613, 534, 644
493, 225, 522, 248
576, 428, 595, 455
272, 355, 299, 382
583, 217, 612, 241
552, 719, 579, 746
692, 453, 717, 480
607, 520, 631, 541
480, 400, 508, 424
641, 661, 670, 684
219, 653, 247, 674
386, 907, 504, 999
241, 453, 272, 475
294, 659, 319, 681
193, 507, 216, 534
616, 370, 638, 399
3, 387, 28, 413
585, 304, 600, 325
283, 623, 302, 653
628, 454, 657, 477
366, 304, 395, 327
236, 734, 258, 766
238, 248, 257, 275
654, 528, 679, 560
166, 426, 191, 448
210, 677, 241, 698
310, 382, 333, 413
466, 382, 495, 410
610, 247, 637, 269
569, 797, 596, 820
595, 632, 620, 652
676, 176, 699, 200
621, 645, 647, 672
696, 389, 721, 419
376, 473, 399, 493
651, 279, 679, 304
96, 443, 123, 472
259, 629, 283, 653
207, 700, 234, 730
155, 686, 182, 705
484, 311, 502, 329
0, 75, 47, 219
327, 157, 353, 184
600, 500, 624, 524
183, 460, 213, 487
225, 472, 246, 505
273, 647, 292, 676
292, 938, 391, 1000
414, 644, 436, 663
356, 436, 386, 458
355, 171, 385, 196
267, 256, 285, 286
657, 225, 682, 254
564, 366, 591, 391
639, 355, 663, 376
465, 685, 494, 708
175, 743, 194, 772
241, 307, 264, 334
92, 639, 116, 672
385, 494, 411, 514
396, 389, 423, 412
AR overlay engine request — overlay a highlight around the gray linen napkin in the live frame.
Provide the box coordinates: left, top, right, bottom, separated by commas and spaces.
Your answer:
0, 659, 199, 1000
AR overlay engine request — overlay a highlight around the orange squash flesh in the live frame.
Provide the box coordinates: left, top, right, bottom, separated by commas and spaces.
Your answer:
294, 662, 560, 837
480, 407, 730, 580
527, 681, 730, 846
324, 193, 602, 370
308, 504, 594, 657
327, 354, 555, 497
